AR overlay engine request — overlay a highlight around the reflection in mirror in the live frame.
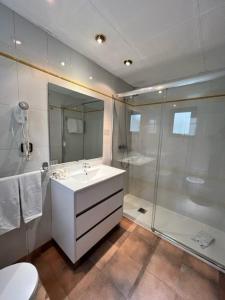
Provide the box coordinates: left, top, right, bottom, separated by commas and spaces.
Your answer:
48, 84, 104, 164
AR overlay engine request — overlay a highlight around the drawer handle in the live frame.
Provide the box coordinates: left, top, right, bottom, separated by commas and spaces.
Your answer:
76, 189, 123, 217
76, 205, 122, 241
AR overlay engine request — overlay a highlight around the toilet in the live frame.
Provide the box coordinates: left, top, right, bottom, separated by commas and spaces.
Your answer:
0, 262, 38, 300
185, 176, 211, 206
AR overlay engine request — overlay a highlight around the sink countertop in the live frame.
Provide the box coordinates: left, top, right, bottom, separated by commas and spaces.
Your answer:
51, 164, 126, 192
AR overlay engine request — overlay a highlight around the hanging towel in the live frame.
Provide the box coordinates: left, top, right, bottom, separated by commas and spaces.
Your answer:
67, 118, 83, 133
19, 171, 42, 223
0, 175, 20, 235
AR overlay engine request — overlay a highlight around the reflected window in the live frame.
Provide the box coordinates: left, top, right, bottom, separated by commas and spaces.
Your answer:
172, 110, 197, 136
130, 113, 141, 132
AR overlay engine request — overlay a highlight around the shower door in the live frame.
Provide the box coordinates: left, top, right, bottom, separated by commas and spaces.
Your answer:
112, 97, 162, 229
152, 92, 225, 269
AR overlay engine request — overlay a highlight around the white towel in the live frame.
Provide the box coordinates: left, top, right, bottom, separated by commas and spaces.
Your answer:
0, 175, 20, 235
19, 171, 42, 223
67, 118, 83, 133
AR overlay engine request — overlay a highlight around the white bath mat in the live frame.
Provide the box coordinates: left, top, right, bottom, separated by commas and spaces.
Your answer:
192, 231, 215, 249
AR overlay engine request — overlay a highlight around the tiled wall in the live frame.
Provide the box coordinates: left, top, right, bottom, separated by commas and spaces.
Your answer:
0, 3, 130, 267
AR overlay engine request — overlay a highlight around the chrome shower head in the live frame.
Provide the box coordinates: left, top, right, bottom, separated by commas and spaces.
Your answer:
19, 101, 29, 110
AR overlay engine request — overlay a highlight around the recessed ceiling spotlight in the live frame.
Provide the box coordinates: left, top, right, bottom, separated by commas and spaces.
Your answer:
60, 61, 65, 66
14, 39, 22, 45
124, 59, 133, 66
95, 34, 106, 44
89, 76, 93, 80
173, 104, 177, 107
158, 90, 162, 94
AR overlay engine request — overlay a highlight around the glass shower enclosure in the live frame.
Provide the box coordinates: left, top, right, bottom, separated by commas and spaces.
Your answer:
112, 74, 225, 270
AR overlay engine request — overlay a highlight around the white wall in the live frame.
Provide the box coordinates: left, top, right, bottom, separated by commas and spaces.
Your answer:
0, 3, 130, 267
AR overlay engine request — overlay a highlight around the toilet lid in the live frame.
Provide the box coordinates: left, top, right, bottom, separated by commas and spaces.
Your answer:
0, 262, 38, 300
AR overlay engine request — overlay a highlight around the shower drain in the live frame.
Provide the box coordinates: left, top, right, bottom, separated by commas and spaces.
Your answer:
138, 208, 147, 214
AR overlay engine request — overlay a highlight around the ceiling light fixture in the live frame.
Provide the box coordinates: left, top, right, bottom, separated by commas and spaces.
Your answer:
124, 59, 133, 66
95, 34, 106, 44
158, 90, 162, 94
60, 61, 65, 66
89, 76, 93, 80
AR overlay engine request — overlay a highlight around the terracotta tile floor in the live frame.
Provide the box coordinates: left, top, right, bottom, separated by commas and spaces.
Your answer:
32, 217, 225, 300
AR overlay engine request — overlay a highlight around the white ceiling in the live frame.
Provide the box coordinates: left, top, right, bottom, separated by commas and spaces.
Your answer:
2, 0, 225, 87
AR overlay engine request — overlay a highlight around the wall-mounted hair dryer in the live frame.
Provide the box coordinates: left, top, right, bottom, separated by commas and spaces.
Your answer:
13, 101, 29, 124
12, 102, 33, 161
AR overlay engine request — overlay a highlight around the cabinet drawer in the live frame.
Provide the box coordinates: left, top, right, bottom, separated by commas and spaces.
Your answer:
75, 174, 124, 214
76, 207, 122, 260
76, 190, 123, 238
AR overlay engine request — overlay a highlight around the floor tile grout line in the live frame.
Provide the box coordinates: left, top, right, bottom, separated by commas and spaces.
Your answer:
127, 237, 160, 299
82, 222, 134, 298
144, 256, 185, 298
145, 248, 220, 299
86, 221, 141, 299
34, 218, 224, 299
91, 220, 162, 298
86, 223, 132, 271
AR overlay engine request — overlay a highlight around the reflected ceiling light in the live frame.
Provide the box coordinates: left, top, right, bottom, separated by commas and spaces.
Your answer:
89, 76, 93, 80
95, 34, 106, 44
158, 90, 162, 94
14, 39, 22, 45
60, 61, 65, 66
124, 59, 133, 66
173, 104, 177, 107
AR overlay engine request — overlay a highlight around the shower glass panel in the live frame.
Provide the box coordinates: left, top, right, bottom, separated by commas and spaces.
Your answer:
113, 75, 225, 269
113, 92, 163, 228
153, 77, 225, 269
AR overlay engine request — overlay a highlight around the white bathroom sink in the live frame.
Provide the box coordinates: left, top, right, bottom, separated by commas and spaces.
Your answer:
52, 164, 125, 192
71, 169, 101, 182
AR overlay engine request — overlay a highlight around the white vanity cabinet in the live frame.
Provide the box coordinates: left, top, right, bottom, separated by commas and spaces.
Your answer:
51, 165, 125, 263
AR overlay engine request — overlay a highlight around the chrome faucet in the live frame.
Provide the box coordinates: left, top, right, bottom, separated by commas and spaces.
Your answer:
83, 162, 91, 175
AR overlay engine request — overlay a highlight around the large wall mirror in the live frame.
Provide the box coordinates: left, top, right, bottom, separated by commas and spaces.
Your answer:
48, 84, 104, 164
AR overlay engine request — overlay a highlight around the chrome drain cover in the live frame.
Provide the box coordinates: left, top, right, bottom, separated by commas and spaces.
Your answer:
138, 208, 147, 214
